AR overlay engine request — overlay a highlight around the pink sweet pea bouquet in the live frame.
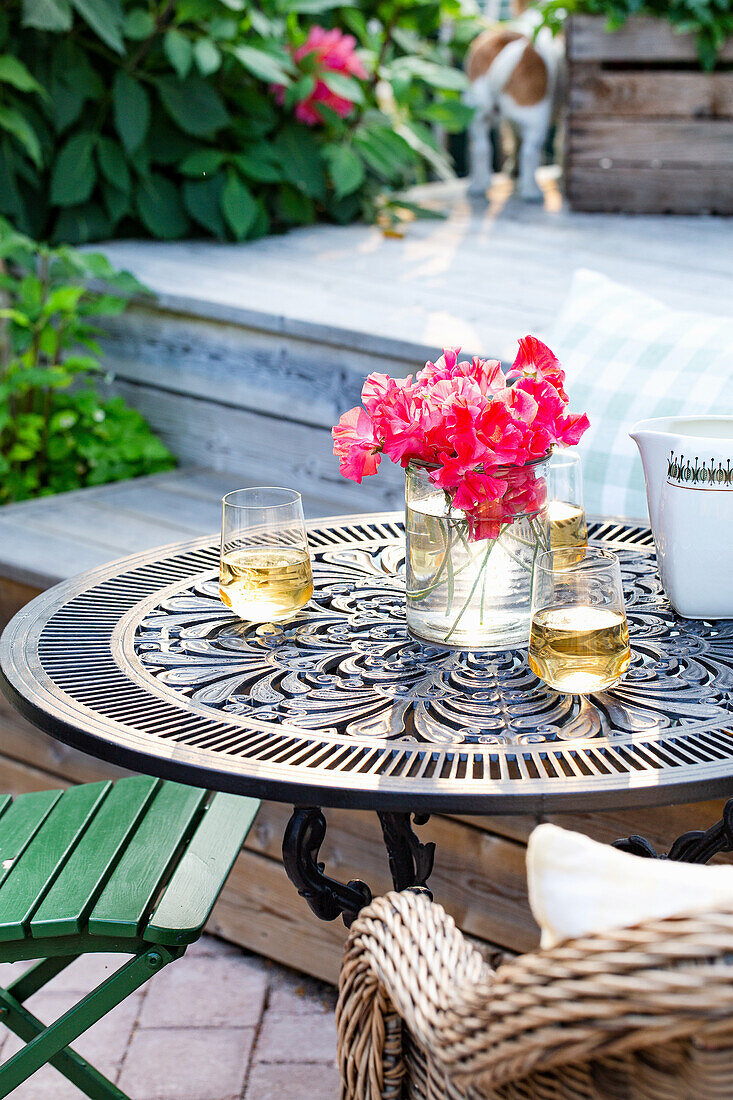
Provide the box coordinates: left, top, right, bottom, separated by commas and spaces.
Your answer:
332, 337, 590, 541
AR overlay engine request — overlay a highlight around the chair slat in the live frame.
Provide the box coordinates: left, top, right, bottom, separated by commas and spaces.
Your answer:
88, 783, 207, 939
30, 776, 161, 939
0, 792, 62, 893
144, 794, 259, 947
0, 783, 111, 943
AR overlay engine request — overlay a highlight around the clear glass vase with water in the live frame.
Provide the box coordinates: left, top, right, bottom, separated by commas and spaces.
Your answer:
405, 458, 550, 650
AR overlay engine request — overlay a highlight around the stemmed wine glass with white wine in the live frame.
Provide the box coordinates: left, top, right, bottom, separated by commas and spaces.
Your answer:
548, 450, 587, 549
219, 487, 313, 623
529, 547, 631, 695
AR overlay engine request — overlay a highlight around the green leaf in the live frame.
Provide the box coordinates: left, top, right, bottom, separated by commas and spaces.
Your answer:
232, 149, 281, 183
136, 174, 189, 238
390, 57, 468, 92
157, 76, 229, 136
164, 29, 193, 79
422, 99, 475, 132
288, 0, 352, 10
21, 0, 72, 32
322, 71, 364, 105
221, 172, 257, 240
0, 107, 42, 166
52, 202, 110, 244
324, 144, 364, 198
193, 38, 221, 76
69, 0, 125, 54
183, 175, 226, 237
102, 180, 129, 225
123, 8, 155, 39
44, 285, 85, 314
274, 123, 326, 200
179, 149, 226, 177
354, 126, 417, 180
0, 56, 46, 96
97, 137, 131, 192
232, 44, 291, 84
113, 72, 150, 153
276, 184, 314, 225
51, 131, 96, 205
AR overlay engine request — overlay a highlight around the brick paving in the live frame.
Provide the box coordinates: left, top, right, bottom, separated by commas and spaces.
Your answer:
0, 936, 339, 1099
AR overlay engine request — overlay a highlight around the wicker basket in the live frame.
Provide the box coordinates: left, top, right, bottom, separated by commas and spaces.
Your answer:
337, 890, 733, 1099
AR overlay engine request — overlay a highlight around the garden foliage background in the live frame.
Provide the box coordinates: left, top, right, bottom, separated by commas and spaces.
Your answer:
2, 0, 481, 245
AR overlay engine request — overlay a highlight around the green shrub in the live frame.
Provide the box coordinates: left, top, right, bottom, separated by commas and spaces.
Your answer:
536, 0, 733, 70
0, 218, 175, 503
0, 0, 480, 244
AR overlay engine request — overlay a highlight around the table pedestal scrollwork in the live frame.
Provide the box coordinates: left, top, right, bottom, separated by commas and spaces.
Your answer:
282, 807, 435, 927
614, 798, 733, 864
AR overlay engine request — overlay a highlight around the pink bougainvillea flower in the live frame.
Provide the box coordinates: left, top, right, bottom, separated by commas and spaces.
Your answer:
331, 406, 381, 483
274, 26, 367, 127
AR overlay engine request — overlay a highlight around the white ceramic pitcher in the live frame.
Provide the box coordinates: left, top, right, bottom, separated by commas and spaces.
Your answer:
630, 416, 733, 619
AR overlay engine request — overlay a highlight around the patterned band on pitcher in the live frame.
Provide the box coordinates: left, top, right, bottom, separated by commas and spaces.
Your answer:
666, 451, 733, 490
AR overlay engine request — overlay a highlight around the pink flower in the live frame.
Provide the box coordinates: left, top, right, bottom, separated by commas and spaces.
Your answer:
331, 339, 590, 539
507, 335, 568, 402
331, 406, 381, 483
274, 26, 367, 127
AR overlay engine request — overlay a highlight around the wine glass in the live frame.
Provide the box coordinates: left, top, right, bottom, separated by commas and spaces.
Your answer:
529, 547, 631, 694
220, 487, 313, 623
548, 449, 587, 549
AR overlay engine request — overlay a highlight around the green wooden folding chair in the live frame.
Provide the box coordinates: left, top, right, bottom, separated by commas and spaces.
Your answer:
0, 775, 259, 1099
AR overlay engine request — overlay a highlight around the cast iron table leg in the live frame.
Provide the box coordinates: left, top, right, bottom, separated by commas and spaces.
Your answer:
614, 797, 733, 862
282, 807, 435, 927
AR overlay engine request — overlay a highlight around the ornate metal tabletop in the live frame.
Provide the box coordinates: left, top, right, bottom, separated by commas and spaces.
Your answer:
2, 512, 733, 817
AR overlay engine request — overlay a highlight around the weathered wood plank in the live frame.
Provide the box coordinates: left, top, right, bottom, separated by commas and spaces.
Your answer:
245, 802, 539, 952
0, 696, 128, 786
567, 15, 733, 64
568, 119, 733, 168
109, 382, 405, 515
100, 308, 416, 433
568, 66, 733, 119
566, 167, 733, 215
454, 797, 733, 858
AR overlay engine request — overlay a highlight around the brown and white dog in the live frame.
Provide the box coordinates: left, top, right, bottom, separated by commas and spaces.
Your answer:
465, 1, 563, 201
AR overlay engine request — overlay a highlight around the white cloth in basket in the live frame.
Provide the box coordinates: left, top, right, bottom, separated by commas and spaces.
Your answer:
527, 822, 733, 949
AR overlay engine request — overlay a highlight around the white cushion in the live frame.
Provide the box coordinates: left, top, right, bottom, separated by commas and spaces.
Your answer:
552, 269, 733, 521
527, 822, 733, 950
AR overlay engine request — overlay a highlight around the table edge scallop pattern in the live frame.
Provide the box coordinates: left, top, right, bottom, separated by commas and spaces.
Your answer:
2, 514, 733, 812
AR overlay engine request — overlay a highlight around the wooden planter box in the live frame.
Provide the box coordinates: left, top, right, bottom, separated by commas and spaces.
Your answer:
565, 15, 733, 214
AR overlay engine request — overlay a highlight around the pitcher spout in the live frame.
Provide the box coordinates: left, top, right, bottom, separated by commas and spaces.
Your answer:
629, 418, 671, 529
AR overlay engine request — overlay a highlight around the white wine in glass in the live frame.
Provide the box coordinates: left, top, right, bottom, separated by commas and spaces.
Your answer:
220, 487, 313, 623
529, 605, 630, 694
548, 451, 587, 549
529, 547, 631, 697
547, 500, 588, 549
220, 547, 313, 622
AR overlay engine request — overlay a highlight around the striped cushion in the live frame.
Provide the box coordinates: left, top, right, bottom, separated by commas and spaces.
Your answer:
552, 269, 733, 521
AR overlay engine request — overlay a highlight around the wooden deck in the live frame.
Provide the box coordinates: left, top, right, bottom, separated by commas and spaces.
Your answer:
98, 177, 733, 366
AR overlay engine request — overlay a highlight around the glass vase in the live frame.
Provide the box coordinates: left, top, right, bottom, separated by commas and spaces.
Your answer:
405, 457, 550, 650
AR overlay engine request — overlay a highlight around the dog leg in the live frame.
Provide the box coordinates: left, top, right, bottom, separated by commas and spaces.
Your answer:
467, 110, 494, 197
517, 103, 551, 201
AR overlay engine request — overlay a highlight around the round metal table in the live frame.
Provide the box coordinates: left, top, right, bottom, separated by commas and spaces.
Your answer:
2, 512, 733, 925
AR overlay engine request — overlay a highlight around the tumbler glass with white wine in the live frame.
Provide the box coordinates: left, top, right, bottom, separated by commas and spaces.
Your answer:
529, 547, 631, 694
548, 450, 587, 549
220, 487, 313, 622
